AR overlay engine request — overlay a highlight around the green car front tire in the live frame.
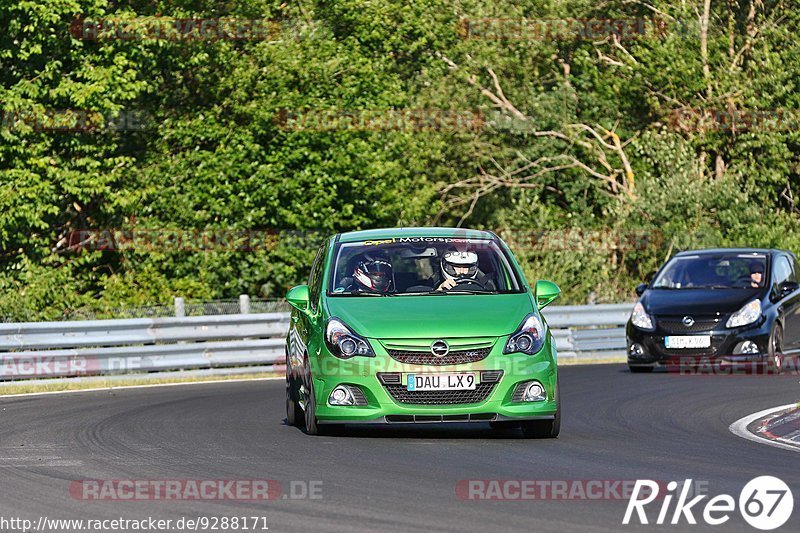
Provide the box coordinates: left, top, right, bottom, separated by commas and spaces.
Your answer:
520, 378, 560, 438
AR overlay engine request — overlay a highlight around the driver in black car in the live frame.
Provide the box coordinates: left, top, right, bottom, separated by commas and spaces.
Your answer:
748, 260, 765, 288
435, 248, 496, 291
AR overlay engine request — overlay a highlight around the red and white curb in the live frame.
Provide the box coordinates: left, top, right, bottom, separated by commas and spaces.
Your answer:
729, 403, 800, 453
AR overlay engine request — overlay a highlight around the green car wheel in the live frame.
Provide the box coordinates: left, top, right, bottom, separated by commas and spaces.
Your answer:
520, 378, 560, 438
285, 354, 303, 427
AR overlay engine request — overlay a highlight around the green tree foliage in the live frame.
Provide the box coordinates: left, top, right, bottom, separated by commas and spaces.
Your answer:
1, 1, 799, 319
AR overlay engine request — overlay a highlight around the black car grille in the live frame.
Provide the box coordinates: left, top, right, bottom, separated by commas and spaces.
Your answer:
663, 347, 718, 357
386, 347, 491, 366
657, 316, 721, 333
383, 383, 496, 405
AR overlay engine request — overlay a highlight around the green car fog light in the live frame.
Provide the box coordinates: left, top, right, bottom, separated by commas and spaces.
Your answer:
523, 382, 546, 402
327, 385, 368, 407
329, 385, 355, 406
511, 380, 547, 402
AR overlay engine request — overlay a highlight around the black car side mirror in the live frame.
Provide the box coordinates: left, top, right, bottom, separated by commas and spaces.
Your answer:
635, 283, 648, 296
779, 281, 799, 298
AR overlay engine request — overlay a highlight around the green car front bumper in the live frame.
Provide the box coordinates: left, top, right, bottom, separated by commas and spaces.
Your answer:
311, 336, 559, 424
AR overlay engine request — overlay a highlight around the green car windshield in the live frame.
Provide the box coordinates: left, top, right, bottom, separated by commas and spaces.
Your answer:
328, 237, 524, 296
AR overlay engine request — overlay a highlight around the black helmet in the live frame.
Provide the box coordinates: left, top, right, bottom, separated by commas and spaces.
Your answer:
749, 260, 765, 274
441, 248, 478, 282
353, 255, 393, 293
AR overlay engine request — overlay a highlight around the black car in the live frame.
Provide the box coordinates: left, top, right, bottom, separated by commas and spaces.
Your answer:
627, 248, 800, 373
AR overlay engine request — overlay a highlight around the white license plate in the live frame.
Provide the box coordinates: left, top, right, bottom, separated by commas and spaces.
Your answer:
665, 336, 711, 349
406, 373, 476, 391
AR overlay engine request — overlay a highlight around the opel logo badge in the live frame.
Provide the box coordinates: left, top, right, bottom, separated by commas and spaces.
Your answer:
431, 340, 450, 357
682, 316, 695, 327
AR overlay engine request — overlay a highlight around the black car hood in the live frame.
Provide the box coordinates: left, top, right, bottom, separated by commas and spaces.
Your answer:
642, 288, 761, 315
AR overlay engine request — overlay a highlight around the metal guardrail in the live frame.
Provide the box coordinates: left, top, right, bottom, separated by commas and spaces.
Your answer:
0, 313, 289, 380
544, 304, 631, 359
0, 304, 632, 380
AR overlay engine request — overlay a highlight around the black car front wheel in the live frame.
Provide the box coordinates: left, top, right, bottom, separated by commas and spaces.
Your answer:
766, 324, 785, 375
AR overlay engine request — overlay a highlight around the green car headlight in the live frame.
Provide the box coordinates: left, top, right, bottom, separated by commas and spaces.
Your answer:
325, 317, 375, 359
504, 313, 546, 355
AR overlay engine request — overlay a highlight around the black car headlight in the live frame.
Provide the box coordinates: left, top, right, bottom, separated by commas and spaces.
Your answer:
325, 318, 375, 359
726, 299, 762, 328
504, 313, 546, 355
630, 302, 654, 330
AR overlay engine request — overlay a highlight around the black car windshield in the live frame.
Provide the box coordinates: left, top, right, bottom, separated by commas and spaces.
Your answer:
328, 237, 524, 295
651, 253, 768, 289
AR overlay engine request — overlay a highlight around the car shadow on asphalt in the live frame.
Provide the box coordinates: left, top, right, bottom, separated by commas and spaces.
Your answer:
282, 418, 550, 439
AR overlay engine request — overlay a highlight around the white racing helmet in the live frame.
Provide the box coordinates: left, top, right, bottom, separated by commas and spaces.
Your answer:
441, 248, 479, 281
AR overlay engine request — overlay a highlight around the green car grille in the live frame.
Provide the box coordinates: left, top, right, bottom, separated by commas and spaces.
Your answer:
386, 347, 491, 366
383, 383, 496, 405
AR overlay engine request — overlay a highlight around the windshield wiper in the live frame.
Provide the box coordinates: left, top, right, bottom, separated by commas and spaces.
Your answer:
411, 289, 498, 295
449, 290, 498, 294
330, 291, 393, 297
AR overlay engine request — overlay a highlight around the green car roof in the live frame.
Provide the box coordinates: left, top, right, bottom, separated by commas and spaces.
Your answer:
338, 227, 496, 243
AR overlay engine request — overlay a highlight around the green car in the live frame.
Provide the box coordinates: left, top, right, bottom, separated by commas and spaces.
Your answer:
284, 227, 561, 438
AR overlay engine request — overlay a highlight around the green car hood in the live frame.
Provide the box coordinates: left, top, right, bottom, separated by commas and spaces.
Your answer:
325, 293, 534, 339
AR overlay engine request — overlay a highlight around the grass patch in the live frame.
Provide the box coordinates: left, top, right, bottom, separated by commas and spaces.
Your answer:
560, 356, 627, 365
0, 372, 281, 396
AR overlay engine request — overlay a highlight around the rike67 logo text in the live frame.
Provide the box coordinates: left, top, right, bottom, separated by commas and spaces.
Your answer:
624, 476, 793, 530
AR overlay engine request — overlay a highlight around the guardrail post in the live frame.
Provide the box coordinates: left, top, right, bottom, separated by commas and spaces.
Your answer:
239, 294, 250, 314
174, 297, 185, 317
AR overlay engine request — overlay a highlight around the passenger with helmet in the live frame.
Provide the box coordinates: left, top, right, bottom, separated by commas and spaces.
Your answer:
344, 252, 394, 293
435, 247, 496, 291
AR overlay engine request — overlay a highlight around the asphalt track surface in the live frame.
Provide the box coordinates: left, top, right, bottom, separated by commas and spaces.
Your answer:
1, 364, 798, 533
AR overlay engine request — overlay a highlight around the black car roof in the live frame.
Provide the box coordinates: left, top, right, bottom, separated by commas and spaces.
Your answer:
674, 248, 791, 257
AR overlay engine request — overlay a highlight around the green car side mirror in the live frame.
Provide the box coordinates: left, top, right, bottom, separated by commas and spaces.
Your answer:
286, 285, 310, 311
535, 280, 561, 309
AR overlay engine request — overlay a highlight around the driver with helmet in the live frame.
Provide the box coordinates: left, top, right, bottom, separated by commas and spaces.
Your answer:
435, 247, 495, 291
